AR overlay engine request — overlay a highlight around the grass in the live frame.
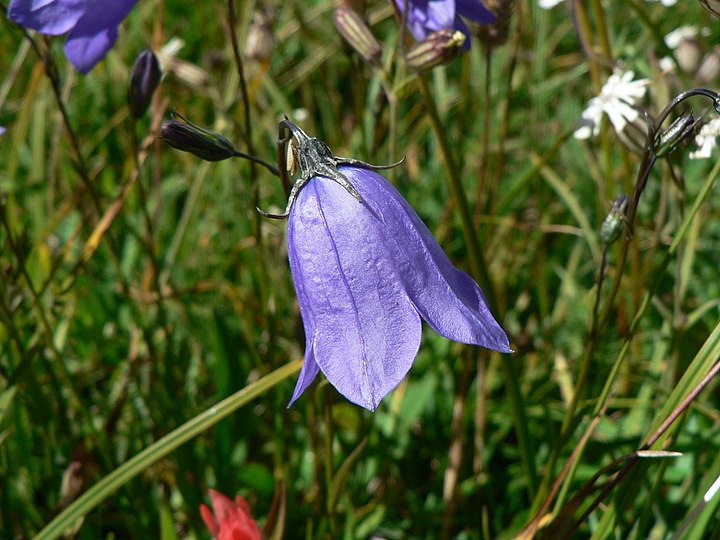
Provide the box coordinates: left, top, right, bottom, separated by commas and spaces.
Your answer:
2, 0, 720, 538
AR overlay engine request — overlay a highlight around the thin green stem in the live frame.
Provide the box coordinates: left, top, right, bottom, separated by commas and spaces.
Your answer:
34, 360, 302, 540
416, 74, 537, 496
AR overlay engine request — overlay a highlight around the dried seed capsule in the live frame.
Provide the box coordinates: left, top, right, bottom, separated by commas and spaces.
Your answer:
333, 6, 381, 66
405, 29, 466, 72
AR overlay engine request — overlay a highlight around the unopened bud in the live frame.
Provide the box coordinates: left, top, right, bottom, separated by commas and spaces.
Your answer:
599, 196, 628, 245
160, 113, 238, 161
405, 29, 466, 72
333, 7, 381, 65
128, 49, 162, 118
654, 114, 699, 158
474, 0, 515, 50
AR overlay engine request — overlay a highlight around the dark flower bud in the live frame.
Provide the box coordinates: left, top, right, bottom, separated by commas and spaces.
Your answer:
654, 113, 700, 158
128, 49, 162, 118
474, 0, 515, 50
405, 29, 466, 72
599, 195, 628, 245
333, 6, 381, 66
160, 113, 238, 161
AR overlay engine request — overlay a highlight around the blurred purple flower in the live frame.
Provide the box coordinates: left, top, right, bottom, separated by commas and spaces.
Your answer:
8, 0, 139, 73
393, 0, 495, 48
0, 127, 6, 137
278, 122, 511, 411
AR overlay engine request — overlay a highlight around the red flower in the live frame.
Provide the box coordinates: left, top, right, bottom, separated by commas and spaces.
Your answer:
199, 489, 262, 540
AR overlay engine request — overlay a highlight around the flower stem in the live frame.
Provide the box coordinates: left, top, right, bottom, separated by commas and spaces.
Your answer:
415, 75, 493, 301
416, 74, 538, 496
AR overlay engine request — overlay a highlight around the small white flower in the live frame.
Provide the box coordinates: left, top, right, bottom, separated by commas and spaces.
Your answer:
574, 70, 650, 140
664, 26, 711, 50
689, 118, 720, 159
659, 56, 676, 73
541, 0, 676, 8
538, 0, 564, 8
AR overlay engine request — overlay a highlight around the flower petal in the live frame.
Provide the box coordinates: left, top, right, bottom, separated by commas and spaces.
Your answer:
395, 0, 455, 41
455, 0, 495, 24
287, 232, 322, 407
8, 0, 86, 35
63, 0, 138, 73
288, 175, 422, 411
339, 167, 511, 353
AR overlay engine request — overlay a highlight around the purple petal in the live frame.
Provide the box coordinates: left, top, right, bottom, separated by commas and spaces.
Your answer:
288, 176, 422, 411
395, 0, 455, 41
8, 0, 86, 35
64, 24, 118, 73
455, 0, 496, 24
339, 167, 511, 353
0, 127, 6, 136
288, 350, 321, 407
63, 0, 138, 73
287, 229, 321, 406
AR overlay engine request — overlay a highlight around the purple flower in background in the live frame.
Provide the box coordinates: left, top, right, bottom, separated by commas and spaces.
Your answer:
394, 0, 495, 48
266, 120, 511, 411
8, 0, 139, 73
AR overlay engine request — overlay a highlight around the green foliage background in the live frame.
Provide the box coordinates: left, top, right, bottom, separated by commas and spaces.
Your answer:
2, 0, 720, 538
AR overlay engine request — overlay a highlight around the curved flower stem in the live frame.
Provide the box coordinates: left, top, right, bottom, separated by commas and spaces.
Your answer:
226, 0, 270, 326
531, 88, 720, 514
416, 74, 538, 496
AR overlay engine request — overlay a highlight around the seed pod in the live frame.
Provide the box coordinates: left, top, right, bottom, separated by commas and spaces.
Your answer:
599, 196, 629, 245
654, 114, 699, 158
333, 6, 381, 66
405, 29, 466, 72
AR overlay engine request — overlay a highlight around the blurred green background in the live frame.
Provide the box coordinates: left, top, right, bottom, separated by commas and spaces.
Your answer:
3, 0, 720, 538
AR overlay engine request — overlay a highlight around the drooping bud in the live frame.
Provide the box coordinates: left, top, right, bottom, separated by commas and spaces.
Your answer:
405, 29, 466, 72
599, 196, 629, 245
160, 113, 238, 161
654, 113, 700, 158
333, 6, 381, 66
128, 49, 162, 118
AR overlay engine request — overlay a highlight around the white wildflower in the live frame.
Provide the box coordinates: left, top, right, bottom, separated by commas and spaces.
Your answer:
574, 70, 650, 140
541, 0, 675, 8
664, 26, 710, 49
689, 118, 720, 159
538, 0, 564, 8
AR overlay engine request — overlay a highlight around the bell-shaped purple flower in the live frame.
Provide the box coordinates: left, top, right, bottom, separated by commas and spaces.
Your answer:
393, 0, 495, 49
273, 121, 511, 411
8, 0, 139, 73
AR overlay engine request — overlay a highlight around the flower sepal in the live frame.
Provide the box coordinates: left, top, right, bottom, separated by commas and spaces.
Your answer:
257, 118, 403, 219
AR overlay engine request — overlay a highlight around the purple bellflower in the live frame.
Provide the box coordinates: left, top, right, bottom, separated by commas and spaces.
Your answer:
262, 120, 511, 411
393, 0, 495, 49
8, 0, 139, 73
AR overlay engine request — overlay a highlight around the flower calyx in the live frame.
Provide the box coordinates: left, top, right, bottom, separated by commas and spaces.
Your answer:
257, 118, 404, 219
